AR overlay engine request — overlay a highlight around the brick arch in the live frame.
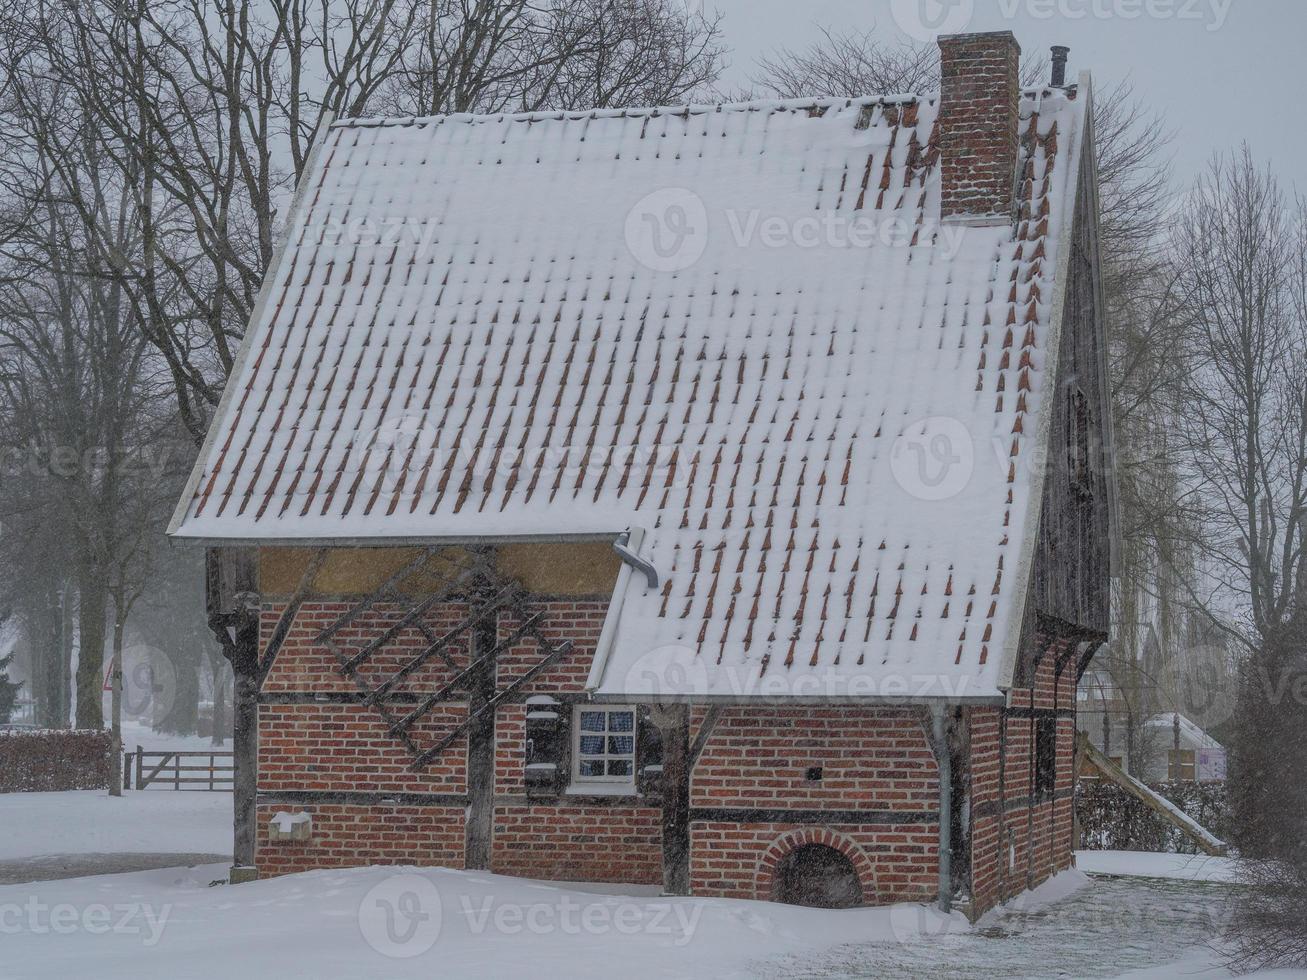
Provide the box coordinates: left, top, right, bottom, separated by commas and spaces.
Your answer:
755, 828, 877, 905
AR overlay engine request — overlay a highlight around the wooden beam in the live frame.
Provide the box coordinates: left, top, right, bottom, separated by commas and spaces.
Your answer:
367, 587, 515, 704
651, 703, 691, 896
1077, 733, 1228, 856
389, 612, 543, 733
409, 638, 574, 770
339, 592, 451, 675
257, 547, 329, 683
314, 546, 466, 645
465, 605, 498, 871
689, 704, 725, 767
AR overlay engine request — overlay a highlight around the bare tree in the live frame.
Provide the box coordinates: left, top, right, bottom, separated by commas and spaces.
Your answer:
0, 0, 724, 444
751, 28, 938, 97
1171, 148, 1307, 971
748, 28, 1046, 98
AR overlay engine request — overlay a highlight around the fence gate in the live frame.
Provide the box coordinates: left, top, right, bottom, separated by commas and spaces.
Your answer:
131, 748, 235, 791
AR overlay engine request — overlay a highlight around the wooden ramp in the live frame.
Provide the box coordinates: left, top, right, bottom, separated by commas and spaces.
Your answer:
1077, 733, 1228, 856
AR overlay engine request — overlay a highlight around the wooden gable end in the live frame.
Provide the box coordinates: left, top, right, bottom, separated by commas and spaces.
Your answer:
1026, 105, 1114, 643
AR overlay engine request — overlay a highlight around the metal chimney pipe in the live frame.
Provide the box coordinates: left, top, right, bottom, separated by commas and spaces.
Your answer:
1051, 45, 1070, 86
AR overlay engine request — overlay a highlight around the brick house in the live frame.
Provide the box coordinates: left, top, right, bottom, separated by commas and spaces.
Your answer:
170, 31, 1114, 919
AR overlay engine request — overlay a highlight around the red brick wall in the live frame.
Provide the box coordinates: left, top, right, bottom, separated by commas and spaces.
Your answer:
688, 706, 940, 904
492, 805, 663, 884
968, 634, 1078, 917
258, 592, 1095, 913
254, 596, 667, 884
938, 31, 1021, 220
259, 702, 467, 794
255, 803, 465, 877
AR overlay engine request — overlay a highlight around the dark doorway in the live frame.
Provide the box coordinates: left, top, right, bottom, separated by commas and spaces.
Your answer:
775, 843, 863, 908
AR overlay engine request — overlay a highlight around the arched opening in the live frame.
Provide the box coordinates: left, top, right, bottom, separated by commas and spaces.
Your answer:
774, 843, 863, 909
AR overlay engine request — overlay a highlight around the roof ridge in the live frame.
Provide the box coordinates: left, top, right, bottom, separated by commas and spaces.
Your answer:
333, 93, 930, 131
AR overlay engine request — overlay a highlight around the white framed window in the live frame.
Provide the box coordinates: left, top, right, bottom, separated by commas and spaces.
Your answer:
571, 705, 637, 787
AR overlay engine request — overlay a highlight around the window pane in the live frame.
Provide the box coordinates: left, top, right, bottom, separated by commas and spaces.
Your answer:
607, 759, 633, 777
579, 711, 606, 732
609, 712, 634, 733
579, 736, 605, 755
578, 759, 605, 777
608, 736, 633, 755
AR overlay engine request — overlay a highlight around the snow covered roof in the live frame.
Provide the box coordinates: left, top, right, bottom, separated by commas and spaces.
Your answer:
1145, 714, 1223, 750
171, 84, 1092, 701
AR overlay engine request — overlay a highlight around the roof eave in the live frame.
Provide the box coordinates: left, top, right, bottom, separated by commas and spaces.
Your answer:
585, 692, 1006, 706
167, 530, 630, 548
167, 115, 339, 541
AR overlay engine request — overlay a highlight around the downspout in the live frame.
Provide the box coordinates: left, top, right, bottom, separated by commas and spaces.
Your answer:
931, 704, 952, 913
585, 527, 649, 695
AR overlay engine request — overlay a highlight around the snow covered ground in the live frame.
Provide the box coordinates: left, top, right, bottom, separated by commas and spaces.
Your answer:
0, 859, 1299, 980
0, 791, 230, 861
0, 863, 964, 979
0, 796, 1298, 980
1075, 849, 1241, 883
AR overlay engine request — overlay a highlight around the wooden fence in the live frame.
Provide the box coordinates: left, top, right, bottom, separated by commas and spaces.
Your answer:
130, 748, 234, 791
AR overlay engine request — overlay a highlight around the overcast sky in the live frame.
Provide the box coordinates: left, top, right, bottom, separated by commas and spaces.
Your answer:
708, 0, 1303, 190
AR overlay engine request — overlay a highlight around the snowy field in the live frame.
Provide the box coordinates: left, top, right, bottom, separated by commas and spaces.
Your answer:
0, 791, 230, 862
0, 856, 1300, 979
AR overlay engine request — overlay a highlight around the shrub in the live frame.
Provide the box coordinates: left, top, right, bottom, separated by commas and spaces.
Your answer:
0, 729, 112, 792
1076, 778, 1230, 854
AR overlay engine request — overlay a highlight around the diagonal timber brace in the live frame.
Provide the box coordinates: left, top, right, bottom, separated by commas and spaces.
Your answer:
366, 587, 518, 706
389, 611, 544, 734
294, 544, 580, 777
409, 637, 574, 771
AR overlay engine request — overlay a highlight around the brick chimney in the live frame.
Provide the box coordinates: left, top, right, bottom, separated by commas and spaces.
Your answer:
937, 31, 1021, 222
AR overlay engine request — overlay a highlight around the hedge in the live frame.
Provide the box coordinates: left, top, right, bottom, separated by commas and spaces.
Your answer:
1077, 777, 1230, 854
0, 729, 112, 792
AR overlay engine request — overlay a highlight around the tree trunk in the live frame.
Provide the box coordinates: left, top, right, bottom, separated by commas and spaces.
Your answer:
109, 612, 125, 795
75, 565, 108, 729
59, 583, 74, 727
32, 586, 66, 728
